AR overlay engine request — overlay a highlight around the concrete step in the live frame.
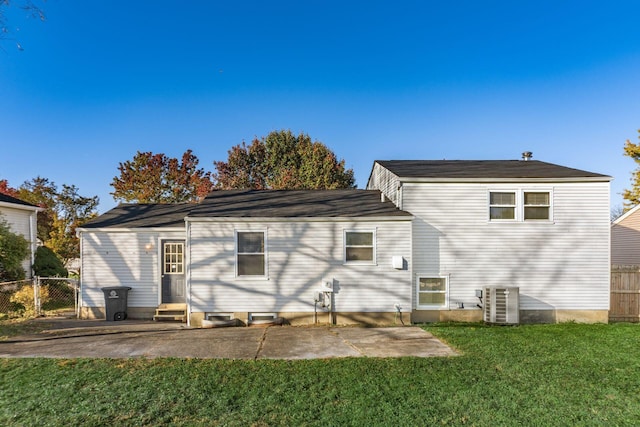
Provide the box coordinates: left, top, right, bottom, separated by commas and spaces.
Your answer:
153, 304, 187, 322
157, 303, 187, 310
153, 314, 187, 322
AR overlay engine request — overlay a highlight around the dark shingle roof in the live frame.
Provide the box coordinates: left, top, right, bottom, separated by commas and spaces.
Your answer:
80, 190, 410, 229
80, 203, 193, 229
375, 160, 610, 180
0, 193, 39, 208
189, 190, 410, 218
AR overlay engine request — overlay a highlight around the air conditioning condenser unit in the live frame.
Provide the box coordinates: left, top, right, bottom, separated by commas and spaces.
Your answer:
484, 286, 519, 325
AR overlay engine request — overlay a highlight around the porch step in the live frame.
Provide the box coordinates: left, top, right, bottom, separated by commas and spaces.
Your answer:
153, 304, 187, 323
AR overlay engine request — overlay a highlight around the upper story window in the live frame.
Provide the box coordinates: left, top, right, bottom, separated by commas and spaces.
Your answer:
236, 231, 266, 276
524, 192, 550, 220
489, 192, 516, 220
489, 190, 552, 222
345, 230, 375, 263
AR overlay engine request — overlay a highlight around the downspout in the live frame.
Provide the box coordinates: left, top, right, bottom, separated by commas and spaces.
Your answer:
29, 210, 37, 279
78, 231, 83, 319
185, 219, 191, 327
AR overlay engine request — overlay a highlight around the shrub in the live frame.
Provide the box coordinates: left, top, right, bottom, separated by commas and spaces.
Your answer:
9, 285, 49, 317
33, 246, 67, 278
0, 218, 29, 282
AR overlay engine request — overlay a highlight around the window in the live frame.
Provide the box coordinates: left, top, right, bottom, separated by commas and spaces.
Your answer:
489, 190, 553, 222
345, 231, 375, 263
163, 242, 184, 274
489, 192, 516, 220
417, 277, 448, 308
524, 192, 550, 220
236, 231, 265, 276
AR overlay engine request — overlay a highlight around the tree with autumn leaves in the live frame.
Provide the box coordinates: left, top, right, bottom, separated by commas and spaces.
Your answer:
213, 130, 355, 190
623, 130, 640, 209
111, 150, 214, 204
0, 177, 99, 265
111, 131, 355, 203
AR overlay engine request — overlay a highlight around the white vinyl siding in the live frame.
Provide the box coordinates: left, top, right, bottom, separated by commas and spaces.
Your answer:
80, 230, 184, 308
0, 205, 38, 279
366, 162, 401, 206
188, 220, 412, 314
402, 181, 610, 311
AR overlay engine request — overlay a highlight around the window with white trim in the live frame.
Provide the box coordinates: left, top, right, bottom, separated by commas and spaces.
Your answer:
489, 190, 553, 222
523, 192, 550, 220
236, 231, 266, 276
489, 192, 516, 220
417, 276, 448, 308
344, 230, 375, 263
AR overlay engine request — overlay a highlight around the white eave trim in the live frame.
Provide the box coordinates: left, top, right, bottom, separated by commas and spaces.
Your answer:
185, 215, 414, 223
0, 201, 43, 212
76, 227, 186, 233
398, 176, 612, 183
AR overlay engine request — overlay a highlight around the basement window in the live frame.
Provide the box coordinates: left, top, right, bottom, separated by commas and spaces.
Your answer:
417, 276, 448, 309
205, 313, 234, 321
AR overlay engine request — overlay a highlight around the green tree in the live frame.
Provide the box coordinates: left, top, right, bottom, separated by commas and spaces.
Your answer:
213, 130, 356, 190
33, 246, 67, 278
16, 176, 57, 242
11, 177, 98, 264
111, 149, 214, 203
0, 216, 29, 282
623, 130, 640, 208
46, 184, 99, 263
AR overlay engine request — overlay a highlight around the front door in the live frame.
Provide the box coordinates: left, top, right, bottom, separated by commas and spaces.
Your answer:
161, 240, 185, 303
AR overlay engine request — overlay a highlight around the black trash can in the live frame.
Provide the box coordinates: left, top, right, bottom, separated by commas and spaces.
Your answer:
101, 286, 132, 321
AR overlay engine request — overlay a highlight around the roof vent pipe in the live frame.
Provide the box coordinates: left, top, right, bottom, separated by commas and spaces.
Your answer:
522, 151, 533, 161
381, 192, 387, 202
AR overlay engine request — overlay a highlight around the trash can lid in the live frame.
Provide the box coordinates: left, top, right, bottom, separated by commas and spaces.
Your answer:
101, 286, 132, 291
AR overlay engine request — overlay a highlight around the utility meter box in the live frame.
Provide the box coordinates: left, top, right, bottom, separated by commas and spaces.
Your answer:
322, 280, 333, 292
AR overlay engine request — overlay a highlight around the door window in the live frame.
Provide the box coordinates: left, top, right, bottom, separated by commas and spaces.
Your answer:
164, 242, 184, 274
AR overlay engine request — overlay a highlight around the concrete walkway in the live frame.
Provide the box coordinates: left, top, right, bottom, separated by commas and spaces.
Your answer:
0, 318, 457, 359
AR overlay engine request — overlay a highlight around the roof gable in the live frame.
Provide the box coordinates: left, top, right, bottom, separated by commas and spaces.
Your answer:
374, 160, 610, 181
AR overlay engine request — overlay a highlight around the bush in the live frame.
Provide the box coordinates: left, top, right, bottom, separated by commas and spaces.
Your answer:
0, 218, 29, 282
33, 246, 67, 278
9, 285, 49, 317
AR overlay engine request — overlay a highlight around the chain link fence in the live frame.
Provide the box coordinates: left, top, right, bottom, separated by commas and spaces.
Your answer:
0, 277, 78, 320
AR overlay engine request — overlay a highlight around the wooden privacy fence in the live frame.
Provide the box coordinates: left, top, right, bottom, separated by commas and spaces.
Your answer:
610, 265, 640, 322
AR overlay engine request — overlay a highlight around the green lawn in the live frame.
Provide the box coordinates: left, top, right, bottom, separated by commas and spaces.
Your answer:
1, 323, 639, 426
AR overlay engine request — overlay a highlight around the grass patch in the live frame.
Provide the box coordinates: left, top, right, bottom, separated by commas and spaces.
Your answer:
0, 318, 51, 341
1, 323, 640, 425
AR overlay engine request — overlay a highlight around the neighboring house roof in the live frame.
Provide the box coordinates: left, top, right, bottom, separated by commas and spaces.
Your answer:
0, 193, 41, 210
373, 160, 611, 181
188, 189, 411, 218
80, 203, 194, 229
612, 204, 640, 225
79, 190, 410, 229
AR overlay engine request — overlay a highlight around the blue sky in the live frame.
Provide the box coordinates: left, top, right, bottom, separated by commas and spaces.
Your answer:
1, 1, 639, 213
